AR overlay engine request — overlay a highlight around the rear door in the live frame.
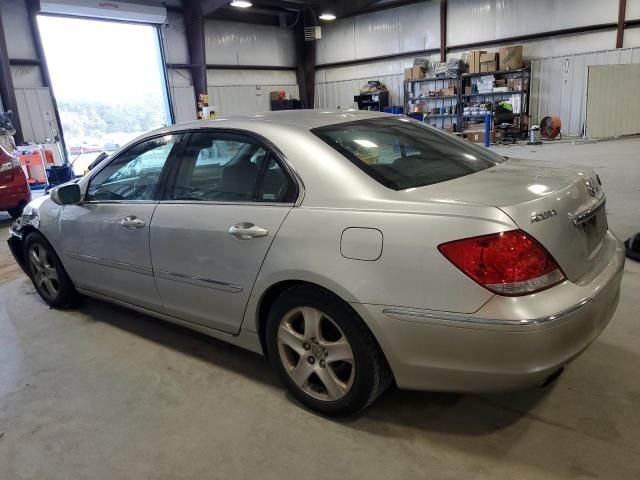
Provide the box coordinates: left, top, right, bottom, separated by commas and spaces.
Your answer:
61, 134, 181, 310
149, 130, 298, 334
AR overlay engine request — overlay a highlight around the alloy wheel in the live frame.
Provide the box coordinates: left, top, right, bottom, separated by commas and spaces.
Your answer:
277, 306, 355, 401
28, 244, 60, 301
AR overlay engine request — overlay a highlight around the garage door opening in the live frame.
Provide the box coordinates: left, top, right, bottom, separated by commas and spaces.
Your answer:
37, 15, 172, 174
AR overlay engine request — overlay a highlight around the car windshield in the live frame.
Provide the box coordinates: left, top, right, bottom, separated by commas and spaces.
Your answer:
312, 117, 506, 191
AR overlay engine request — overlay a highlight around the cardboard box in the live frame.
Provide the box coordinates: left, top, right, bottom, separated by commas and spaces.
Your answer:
499, 45, 523, 70
480, 61, 497, 73
405, 67, 425, 81
468, 50, 486, 74
467, 130, 494, 144
441, 87, 456, 96
464, 86, 472, 95
479, 53, 497, 63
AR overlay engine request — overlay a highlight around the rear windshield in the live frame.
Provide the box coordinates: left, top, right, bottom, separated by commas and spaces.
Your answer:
312, 117, 505, 191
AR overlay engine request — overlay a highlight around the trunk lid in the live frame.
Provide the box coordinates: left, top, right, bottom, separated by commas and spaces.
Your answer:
404, 158, 608, 281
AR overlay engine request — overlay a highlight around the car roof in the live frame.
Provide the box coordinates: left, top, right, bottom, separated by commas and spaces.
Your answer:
164, 109, 394, 131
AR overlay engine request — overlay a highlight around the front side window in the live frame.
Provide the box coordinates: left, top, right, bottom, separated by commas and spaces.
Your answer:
168, 131, 295, 203
87, 135, 179, 201
312, 117, 505, 191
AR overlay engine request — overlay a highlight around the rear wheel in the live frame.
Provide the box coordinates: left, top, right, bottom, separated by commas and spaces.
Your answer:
24, 232, 79, 308
265, 285, 392, 416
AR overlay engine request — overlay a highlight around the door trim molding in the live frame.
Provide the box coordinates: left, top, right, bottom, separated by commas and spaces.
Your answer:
66, 251, 153, 276
154, 269, 243, 293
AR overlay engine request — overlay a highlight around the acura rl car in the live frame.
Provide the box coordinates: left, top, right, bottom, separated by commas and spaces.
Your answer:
8, 110, 624, 416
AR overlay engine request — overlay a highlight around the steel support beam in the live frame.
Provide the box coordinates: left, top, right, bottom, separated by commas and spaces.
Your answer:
25, 0, 67, 156
0, 7, 24, 144
440, 0, 447, 62
616, 0, 627, 48
183, 0, 208, 109
295, 13, 315, 108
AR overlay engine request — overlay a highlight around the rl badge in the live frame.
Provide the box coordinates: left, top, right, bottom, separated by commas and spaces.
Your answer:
531, 209, 557, 223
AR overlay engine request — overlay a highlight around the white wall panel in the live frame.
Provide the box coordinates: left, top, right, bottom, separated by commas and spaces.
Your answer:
530, 47, 640, 136
316, 19, 356, 64
1, 0, 38, 60
624, 27, 640, 48
207, 69, 298, 116
11, 65, 44, 88
204, 20, 295, 67
161, 10, 189, 64
315, 54, 440, 109
207, 69, 296, 87
14, 87, 60, 143
167, 68, 192, 87
316, 2, 439, 65
397, 2, 440, 53
625, 0, 640, 20
171, 85, 196, 124
448, 0, 618, 47
208, 84, 299, 117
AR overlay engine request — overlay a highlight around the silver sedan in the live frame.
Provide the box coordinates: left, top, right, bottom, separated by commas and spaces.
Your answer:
8, 110, 624, 416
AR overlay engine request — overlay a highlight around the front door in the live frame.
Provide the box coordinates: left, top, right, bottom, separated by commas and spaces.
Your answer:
61, 134, 181, 310
150, 130, 298, 334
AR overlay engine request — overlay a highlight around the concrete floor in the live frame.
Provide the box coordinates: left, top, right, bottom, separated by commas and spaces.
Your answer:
1, 137, 639, 479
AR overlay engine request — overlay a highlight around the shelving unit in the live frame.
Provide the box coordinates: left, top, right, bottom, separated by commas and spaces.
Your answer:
404, 76, 462, 131
354, 91, 389, 111
403, 67, 531, 137
460, 67, 531, 134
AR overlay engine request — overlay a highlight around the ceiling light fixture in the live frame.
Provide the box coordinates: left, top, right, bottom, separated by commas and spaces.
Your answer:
319, 12, 336, 21
230, 0, 252, 8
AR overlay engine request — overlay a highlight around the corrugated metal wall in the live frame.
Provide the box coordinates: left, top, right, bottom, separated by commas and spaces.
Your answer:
14, 87, 60, 143
207, 70, 298, 116
530, 47, 640, 135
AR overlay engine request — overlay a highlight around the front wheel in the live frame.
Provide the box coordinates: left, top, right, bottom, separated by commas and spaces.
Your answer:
265, 285, 392, 416
24, 232, 79, 308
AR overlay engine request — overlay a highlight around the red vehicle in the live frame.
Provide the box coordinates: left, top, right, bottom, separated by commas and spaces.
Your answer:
0, 145, 31, 219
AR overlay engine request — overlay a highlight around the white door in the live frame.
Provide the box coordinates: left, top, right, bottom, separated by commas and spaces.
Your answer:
150, 130, 298, 334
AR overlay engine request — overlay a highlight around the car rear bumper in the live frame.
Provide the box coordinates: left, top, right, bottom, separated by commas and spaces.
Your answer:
0, 170, 31, 211
351, 232, 625, 392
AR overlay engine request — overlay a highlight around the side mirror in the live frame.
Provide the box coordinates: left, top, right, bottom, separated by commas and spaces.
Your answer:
50, 183, 81, 206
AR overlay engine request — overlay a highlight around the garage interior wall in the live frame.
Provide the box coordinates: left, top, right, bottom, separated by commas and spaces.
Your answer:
203, 19, 298, 116
1, 0, 60, 143
314, 0, 640, 136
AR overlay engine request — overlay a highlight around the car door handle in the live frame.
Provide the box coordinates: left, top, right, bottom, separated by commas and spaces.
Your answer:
120, 215, 146, 229
229, 222, 268, 239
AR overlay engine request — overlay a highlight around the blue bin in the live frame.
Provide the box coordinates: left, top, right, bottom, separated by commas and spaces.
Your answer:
383, 106, 403, 114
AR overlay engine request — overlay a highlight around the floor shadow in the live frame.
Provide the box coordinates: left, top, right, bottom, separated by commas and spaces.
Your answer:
74, 293, 555, 436
75, 296, 278, 389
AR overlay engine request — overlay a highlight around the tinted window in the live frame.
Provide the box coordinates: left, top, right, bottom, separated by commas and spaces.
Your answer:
87, 135, 179, 201
169, 131, 294, 203
312, 117, 505, 191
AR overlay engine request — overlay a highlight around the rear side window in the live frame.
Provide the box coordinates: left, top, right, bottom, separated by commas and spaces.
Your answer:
312, 117, 505, 190
168, 131, 296, 203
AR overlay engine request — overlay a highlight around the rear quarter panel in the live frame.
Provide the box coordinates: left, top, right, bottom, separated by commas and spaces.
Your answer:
243, 204, 517, 332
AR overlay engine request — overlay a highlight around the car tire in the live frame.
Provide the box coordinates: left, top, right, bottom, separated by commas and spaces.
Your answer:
8, 202, 26, 219
24, 231, 80, 308
265, 285, 392, 416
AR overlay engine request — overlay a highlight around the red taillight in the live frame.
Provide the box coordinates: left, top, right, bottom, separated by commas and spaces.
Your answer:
438, 230, 565, 296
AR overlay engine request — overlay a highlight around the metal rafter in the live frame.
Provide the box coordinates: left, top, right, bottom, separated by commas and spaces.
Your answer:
616, 0, 627, 48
